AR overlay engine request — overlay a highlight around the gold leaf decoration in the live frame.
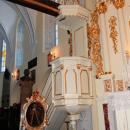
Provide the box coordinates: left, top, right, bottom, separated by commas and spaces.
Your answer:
106, 0, 125, 9
112, 0, 125, 9
96, 2, 107, 14
109, 16, 118, 54
87, 10, 104, 78
104, 79, 112, 92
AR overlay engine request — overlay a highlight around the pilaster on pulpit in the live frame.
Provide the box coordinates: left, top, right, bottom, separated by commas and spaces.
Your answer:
51, 57, 94, 114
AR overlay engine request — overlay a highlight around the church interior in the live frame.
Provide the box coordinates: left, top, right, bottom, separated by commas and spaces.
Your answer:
0, 0, 130, 130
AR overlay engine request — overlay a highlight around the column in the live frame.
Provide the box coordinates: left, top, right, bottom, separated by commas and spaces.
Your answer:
65, 114, 80, 130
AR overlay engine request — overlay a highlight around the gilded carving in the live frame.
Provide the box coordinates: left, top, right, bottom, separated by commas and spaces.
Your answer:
106, 0, 125, 9
87, 10, 104, 78
116, 80, 124, 91
96, 2, 107, 14
23, 91, 48, 130
104, 79, 112, 92
113, 0, 125, 9
77, 64, 81, 69
109, 16, 118, 54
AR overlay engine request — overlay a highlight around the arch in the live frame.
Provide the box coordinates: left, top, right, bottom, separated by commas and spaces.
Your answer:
5, 1, 36, 57
15, 5, 36, 57
15, 19, 25, 68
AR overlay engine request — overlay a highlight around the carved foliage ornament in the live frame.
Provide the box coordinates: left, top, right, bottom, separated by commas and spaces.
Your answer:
104, 79, 112, 92
116, 80, 124, 91
109, 16, 118, 54
107, 0, 125, 9
96, 2, 107, 14
87, 10, 104, 78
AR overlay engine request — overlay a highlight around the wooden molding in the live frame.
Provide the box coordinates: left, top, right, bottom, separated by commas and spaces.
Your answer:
6, 0, 60, 16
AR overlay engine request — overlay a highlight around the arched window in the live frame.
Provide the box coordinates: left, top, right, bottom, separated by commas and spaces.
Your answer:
45, 14, 56, 49
55, 24, 59, 45
1, 40, 6, 72
15, 20, 25, 68
0, 24, 8, 73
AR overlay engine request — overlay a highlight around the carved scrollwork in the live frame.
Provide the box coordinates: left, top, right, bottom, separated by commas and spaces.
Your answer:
87, 10, 104, 78
113, 0, 125, 9
109, 16, 118, 54
116, 80, 124, 91
96, 2, 107, 14
23, 91, 48, 130
106, 0, 125, 9
104, 79, 112, 92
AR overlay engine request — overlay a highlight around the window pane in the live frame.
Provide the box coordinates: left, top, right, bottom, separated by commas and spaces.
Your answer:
1, 40, 6, 72
16, 20, 24, 68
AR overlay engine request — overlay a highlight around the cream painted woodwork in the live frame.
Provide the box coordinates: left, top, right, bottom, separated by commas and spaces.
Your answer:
57, 5, 89, 57
108, 91, 130, 130
94, 1, 130, 130
51, 57, 94, 109
73, 27, 88, 57
41, 57, 95, 130
57, 5, 89, 30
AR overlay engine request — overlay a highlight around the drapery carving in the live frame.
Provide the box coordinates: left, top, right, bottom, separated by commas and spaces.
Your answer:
87, 9, 104, 78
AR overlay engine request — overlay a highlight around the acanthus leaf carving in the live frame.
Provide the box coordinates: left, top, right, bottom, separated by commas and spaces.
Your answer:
96, 2, 107, 14
106, 0, 125, 9
87, 10, 104, 78
109, 16, 118, 54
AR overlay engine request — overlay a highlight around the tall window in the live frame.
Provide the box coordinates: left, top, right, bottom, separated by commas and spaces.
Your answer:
1, 40, 6, 72
16, 20, 25, 67
45, 14, 56, 49
55, 24, 59, 45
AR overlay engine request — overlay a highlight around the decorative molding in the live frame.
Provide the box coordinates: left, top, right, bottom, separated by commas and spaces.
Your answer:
109, 16, 118, 54
87, 9, 104, 78
96, 2, 107, 14
58, 5, 89, 21
104, 79, 112, 92
59, 0, 80, 5
80, 70, 90, 94
65, 69, 78, 94
54, 71, 62, 96
77, 64, 81, 69
96, 0, 125, 12
113, 0, 125, 9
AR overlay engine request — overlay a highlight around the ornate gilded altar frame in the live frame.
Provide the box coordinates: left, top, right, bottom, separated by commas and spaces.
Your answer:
22, 91, 48, 130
